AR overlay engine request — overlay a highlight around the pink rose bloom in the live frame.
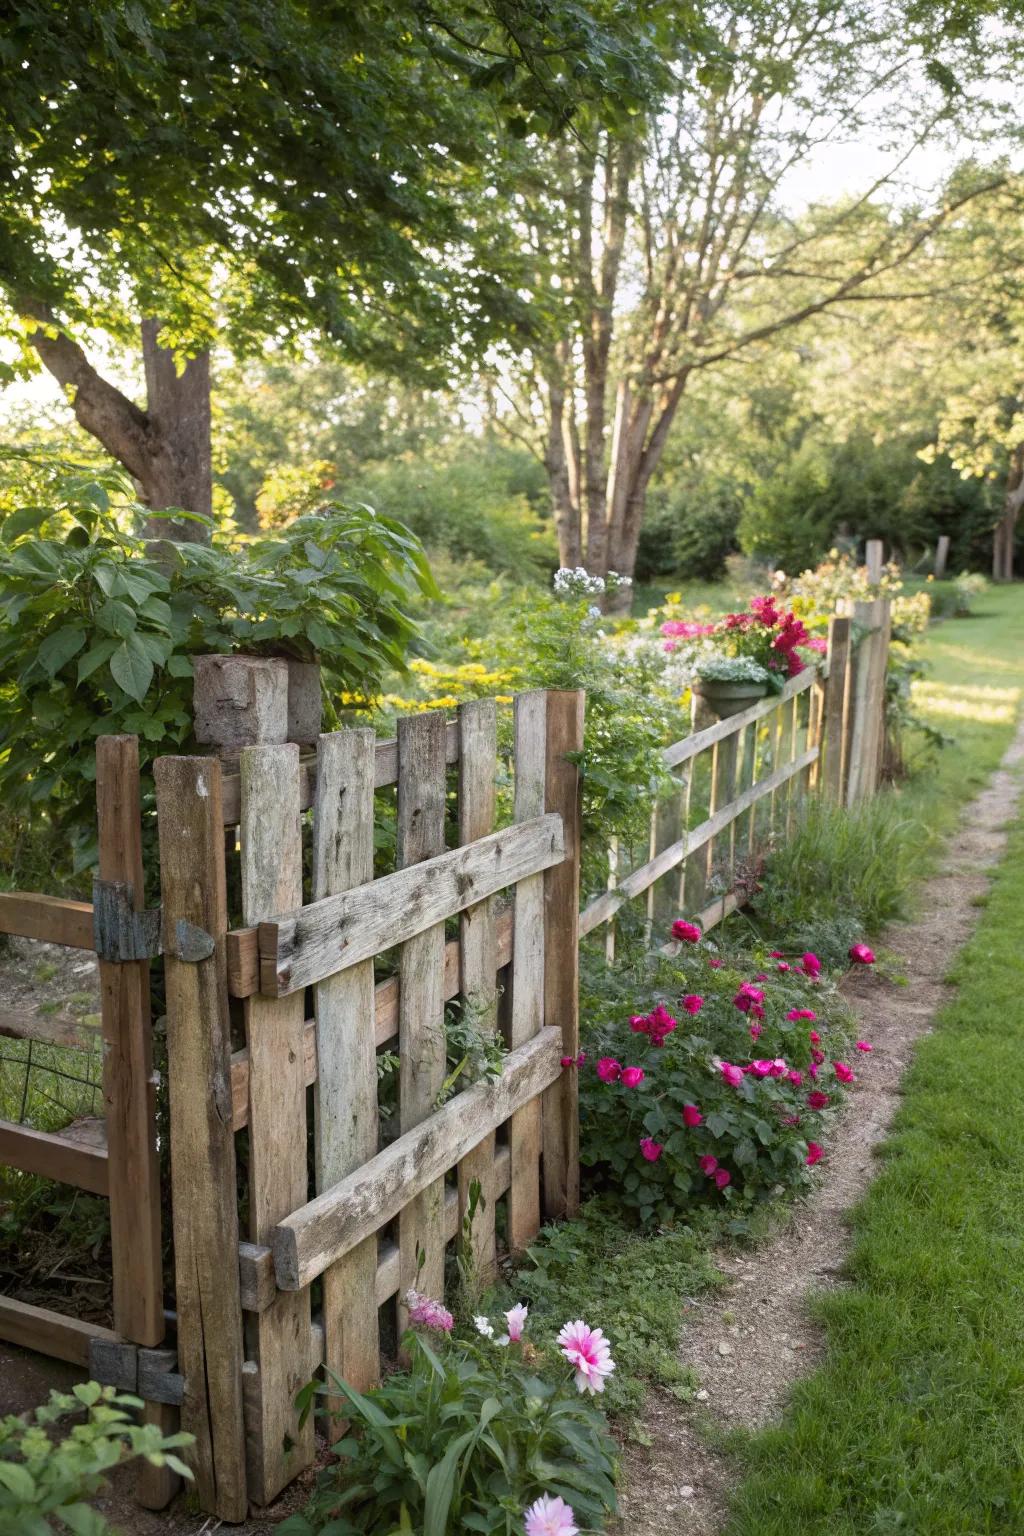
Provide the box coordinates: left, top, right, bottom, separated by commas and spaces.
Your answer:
856, 1040, 873, 1052
769, 949, 784, 959
640, 1137, 663, 1162
733, 983, 765, 1013
672, 919, 702, 944
720, 1062, 744, 1088
777, 961, 791, 972
800, 951, 822, 979
681, 994, 703, 1016
405, 1289, 454, 1333
504, 1303, 528, 1342
769, 1058, 788, 1077
782, 1113, 801, 1126
811, 1047, 825, 1064
620, 1066, 645, 1088
849, 942, 875, 965
561, 1053, 584, 1069
750, 594, 781, 626
596, 1057, 622, 1083
805, 1141, 823, 1167
713, 1167, 732, 1190
807, 1090, 830, 1110
807, 635, 828, 653
788, 1069, 803, 1086
750, 1059, 773, 1078
708, 957, 723, 969
833, 1061, 855, 1083
525, 1494, 579, 1536
807, 1062, 819, 1079
787, 1009, 817, 1022
682, 1104, 703, 1127
754, 972, 769, 981
629, 1014, 648, 1034
699, 1154, 719, 1175
749, 1020, 762, 1041
809, 1030, 821, 1044
558, 1320, 616, 1395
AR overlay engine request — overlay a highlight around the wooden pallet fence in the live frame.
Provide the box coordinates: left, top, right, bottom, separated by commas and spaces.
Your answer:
152, 688, 581, 1518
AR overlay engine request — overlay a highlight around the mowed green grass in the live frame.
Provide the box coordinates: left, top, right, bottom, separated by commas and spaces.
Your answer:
721, 590, 1024, 1535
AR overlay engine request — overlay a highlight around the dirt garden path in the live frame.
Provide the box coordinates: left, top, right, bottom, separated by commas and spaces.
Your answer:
612, 722, 1024, 1536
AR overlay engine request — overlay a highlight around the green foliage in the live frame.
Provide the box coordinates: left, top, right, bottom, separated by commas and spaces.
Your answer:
636, 481, 741, 582
0, 1382, 192, 1536
0, 464, 433, 872
281, 1328, 617, 1535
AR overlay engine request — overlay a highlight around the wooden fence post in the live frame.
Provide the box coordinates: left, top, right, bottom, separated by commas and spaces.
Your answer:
542, 690, 584, 1221
935, 534, 950, 578
312, 729, 380, 1419
240, 743, 315, 1504
397, 714, 449, 1316
508, 691, 547, 1251
96, 735, 174, 1510
822, 615, 853, 803
846, 597, 889, 804
865, 538, 884, 586
456, 699, 499, 1282
154, 757, 247, 1524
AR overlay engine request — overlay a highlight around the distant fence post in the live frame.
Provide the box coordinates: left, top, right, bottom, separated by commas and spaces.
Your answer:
865, 538, 884, 586
845, 596, 891, 804
542, 690, 584, 1221
934, 535, 951, 578
822, 615, 853, 802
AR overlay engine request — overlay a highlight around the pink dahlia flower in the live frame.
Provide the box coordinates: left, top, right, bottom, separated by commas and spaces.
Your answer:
525, 1493, 579, 1536
681, 993, 704, 1016
733, 983, 765, 1013
557, 1320, 616, 1395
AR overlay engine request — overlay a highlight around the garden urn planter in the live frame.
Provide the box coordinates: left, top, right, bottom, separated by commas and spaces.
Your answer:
692, 677, 769, 720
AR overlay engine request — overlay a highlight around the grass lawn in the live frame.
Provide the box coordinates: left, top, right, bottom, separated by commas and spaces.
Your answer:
720, 592, 1024, 1534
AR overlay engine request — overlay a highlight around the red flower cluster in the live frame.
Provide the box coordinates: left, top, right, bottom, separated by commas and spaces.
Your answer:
630, 1004, 678, 1047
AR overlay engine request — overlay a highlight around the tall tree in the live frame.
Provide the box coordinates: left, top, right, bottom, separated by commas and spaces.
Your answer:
0, 0, 689, 536
490, 0, 1014, 601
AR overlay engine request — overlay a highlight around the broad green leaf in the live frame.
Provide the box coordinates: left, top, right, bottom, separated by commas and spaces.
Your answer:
38, 625, 86, 676
0, 1462, 37, 1499
109, 638, 154, 702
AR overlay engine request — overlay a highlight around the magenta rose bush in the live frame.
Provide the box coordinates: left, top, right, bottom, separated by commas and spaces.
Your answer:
578, 925, 865, 1226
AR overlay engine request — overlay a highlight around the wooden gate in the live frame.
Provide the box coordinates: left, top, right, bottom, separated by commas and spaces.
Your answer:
152, 689, 583, 1520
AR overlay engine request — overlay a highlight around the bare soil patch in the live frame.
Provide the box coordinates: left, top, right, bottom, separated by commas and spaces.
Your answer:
613, 727, 1024, 1536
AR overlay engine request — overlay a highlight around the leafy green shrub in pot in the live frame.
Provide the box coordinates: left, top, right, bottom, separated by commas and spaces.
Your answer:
0, 463, 434, 874
281, 1298, 618, 1536
0, 1381, 193, 1536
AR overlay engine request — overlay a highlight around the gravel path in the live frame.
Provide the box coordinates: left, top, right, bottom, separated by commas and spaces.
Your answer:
613, 724, 1024, 1536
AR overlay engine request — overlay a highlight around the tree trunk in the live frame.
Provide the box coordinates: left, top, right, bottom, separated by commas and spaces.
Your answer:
545, 375, 583, 567
993, 443, 1024, 581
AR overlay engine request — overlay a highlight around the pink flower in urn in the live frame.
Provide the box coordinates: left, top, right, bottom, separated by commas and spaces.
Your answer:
557, 1320, 616, 1395
640, 1137, 663, 1162
856, 1040, 873, 1053
405, 1289, 454, 1333
682, 994, 704, 1016
720, 1062, 744, 1088
713, 1167, 732, 1190
699, 1154, 719, 1175
833, 1061, 855, 1084
805, 1141, 823, 1167
596, 1057, 622, 1083
525, 1493, 579, 1536
672, 919, 703, 944
682, 1104, 703, 1127
849, 942, 875, 965
620, 1066, 645, 1088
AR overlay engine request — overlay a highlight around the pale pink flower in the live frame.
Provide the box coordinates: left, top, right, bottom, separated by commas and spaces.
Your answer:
640, 1137, 663, 1162
504, 1303, 528, 1342
557, 1320, 616, 1395
404, 1289, 453, 1333
524, 1493, 579, 1536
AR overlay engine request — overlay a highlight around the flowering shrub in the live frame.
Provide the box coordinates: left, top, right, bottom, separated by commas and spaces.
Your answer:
578, 927, 863, 1225
661, 593, 816, 691
282, 1303, 618, 1536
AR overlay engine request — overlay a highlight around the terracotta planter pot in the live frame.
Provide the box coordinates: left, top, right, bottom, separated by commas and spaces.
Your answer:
692, 677, 769, 719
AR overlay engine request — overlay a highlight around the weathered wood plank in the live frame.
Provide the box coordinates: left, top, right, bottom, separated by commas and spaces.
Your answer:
0, 891, 94, 949
274, 1027, 563, 1291
0, 1118, 108, 1195
507, 691, 545, 1252
661, 668, 817, 769
258, 813, 563, 998
218, 720, 462, 823
313, 730, 380, 1414
227, 912, 515, 1126
155, 755, 247, 1523
541, 690, 584, 1221
456, 700, 498, 1282
0, 1007, 99, 1050
240, 743, 315, 1504
822, 615, 853, 803
0, 1295, 120, 1366
96, 736, 164, 1349
579, 747, 818, 937
396, 713, 448, 1323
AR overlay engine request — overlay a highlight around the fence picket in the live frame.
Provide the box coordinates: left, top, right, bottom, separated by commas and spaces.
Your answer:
240, 743, 315, 1504
396, 713, 449, 1320
313, 729, 380, 1418
456, 700, 499, 1281
508, 691, 547, 1251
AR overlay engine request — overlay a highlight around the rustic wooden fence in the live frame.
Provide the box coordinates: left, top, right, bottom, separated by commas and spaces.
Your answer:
0, 597, 890, 1522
